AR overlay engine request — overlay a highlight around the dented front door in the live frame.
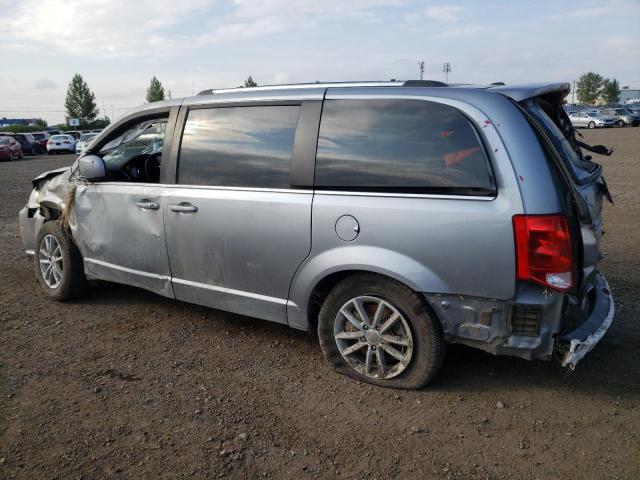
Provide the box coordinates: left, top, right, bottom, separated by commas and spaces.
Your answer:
73, 182, 173, 297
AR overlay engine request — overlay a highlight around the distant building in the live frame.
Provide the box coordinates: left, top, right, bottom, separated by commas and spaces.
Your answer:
0, 117, 35, 127
620, 88, 640, 104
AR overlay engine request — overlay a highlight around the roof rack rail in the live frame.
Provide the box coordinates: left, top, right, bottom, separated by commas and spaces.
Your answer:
402, 80, 448, 87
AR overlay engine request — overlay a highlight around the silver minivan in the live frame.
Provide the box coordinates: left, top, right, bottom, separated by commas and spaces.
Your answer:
19, 81, 614, 389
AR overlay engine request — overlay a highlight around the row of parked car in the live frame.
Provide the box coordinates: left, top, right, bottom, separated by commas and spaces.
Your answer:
567, 105, 640, 129
0, 129, 101, 161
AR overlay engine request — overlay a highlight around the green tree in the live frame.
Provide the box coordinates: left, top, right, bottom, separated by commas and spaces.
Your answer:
146, 76, 165, 103
601, 78, 621, 104
244, 75, 258, 87
576, 72, 604, 105
64, 74, 99, 126
33, 118, 48, 128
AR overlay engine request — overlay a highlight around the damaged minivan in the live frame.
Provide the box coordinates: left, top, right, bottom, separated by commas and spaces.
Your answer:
19, 81, 615, 389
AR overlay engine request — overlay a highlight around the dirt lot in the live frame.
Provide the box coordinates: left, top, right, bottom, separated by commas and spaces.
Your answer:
1, 129, 639, 480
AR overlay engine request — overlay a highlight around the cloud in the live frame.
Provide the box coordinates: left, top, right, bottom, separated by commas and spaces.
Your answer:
34, 79, 57, 89
0, 0, 403, 57
405, 5, 464, 24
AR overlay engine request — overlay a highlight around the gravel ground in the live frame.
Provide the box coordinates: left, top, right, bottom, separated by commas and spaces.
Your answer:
1, 128, 639, 480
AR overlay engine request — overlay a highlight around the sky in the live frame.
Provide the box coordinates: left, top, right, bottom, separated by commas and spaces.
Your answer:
0, 0, 639, 125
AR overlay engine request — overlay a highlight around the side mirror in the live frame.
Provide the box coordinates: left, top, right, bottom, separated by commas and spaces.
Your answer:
78, 155, 106, 181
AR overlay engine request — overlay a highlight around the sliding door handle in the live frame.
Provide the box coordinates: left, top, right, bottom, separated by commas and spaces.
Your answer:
169, 202, 198, 214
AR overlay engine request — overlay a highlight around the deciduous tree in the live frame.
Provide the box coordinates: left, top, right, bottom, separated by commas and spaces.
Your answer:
64, 74, 99, 126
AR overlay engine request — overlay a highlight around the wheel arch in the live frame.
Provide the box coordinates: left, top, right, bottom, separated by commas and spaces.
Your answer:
287, 246, 448, 331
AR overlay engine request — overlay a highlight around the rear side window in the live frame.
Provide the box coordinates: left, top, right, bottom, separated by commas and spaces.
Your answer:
314, 99, 494, 194
178, 106, 300, 188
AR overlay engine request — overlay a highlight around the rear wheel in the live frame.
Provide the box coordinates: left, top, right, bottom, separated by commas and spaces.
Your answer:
35, 222, 88, 301
617, 120, 625, 128
588, 121, 596, 129
318, 273, 445, 389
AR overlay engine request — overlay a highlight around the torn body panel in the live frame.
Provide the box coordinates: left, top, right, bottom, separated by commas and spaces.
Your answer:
425, 283, 564, 361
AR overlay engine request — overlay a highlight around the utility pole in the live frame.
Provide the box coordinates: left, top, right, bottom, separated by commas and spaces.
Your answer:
571, 80, 576, 104
443, 62, 451, 83
418, 61, 425, 80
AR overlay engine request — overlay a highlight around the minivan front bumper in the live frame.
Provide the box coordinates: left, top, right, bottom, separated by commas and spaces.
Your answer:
560, 272, 614, 369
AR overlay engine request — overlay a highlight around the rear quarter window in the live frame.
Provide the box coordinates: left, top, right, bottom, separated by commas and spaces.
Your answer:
314, 99, 494, 194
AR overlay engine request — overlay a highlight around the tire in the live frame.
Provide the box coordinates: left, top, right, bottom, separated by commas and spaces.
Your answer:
318, 273, 445, 389
8, 151, 13, 161
588, 121, 596, 129
617, 120, 625, 128
34, 221, 88, 301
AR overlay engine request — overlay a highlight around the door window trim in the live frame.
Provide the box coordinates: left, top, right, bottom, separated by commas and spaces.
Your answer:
167, 100, 319, 189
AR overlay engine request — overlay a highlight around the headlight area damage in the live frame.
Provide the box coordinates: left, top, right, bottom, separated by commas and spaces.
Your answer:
19, 167, 76, 255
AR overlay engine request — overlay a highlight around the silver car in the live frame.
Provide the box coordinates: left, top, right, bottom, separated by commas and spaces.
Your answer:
569, 110, 616, 128
19, 81, 614, 389
598, 107, 640, 127
75, 132, 99, 154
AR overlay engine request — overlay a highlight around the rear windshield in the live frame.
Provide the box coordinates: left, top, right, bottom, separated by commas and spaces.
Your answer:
51, 135, 70, 140
79, 133, 96, 141
523, 98, 599, 182
0, 137, 10, 144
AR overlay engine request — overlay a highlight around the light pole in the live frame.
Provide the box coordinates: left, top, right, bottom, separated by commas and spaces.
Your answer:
418, 61, 425, 80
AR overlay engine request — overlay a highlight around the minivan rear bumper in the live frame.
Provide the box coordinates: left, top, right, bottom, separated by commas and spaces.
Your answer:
560, 272, 614, 369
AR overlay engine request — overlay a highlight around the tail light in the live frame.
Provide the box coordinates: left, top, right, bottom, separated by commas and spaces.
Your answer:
513, 214, 573, 291
47, 140, 54, 144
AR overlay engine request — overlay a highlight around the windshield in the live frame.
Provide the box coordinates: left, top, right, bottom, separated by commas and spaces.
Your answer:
0, 137, 10, 145
102, 120, 166, 169
79, 133, 96, 141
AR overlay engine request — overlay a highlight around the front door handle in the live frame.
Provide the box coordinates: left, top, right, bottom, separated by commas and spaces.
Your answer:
136, 199, 160, 210
169, 202, 198, 214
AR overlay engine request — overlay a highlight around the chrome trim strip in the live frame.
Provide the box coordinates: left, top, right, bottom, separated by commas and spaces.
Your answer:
172, 277, 288, 305
91, 182, 490, 199
314, 190, 495, 200
25, 249, 35, 255
84, 258, 170, 280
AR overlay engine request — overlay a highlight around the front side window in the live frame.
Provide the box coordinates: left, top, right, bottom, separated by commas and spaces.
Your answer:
101, 120, 166, 170
314, 99, 494, 194
178, 106, 300, 188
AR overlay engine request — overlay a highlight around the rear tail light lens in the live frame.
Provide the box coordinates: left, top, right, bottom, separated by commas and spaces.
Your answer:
513, 214, 573, 291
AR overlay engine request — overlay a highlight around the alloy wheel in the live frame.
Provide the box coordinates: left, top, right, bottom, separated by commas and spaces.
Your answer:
334, 295, 414, 379
39, 234, 63, 288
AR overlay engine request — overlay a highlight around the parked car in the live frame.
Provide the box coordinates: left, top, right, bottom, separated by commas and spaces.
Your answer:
19, 81, 614, 389
66, 130, 82, 140
11, 133, 45, 155
0, 135, 22, 160
32, 132, 50, 150
598, 107, 640, 127
75, 132, 98, 154
568, 111, 616, 128
46, 134, 76, 154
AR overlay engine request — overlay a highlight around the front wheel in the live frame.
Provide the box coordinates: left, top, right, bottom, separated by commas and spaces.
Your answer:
318, 274, 445, 389
588, 121, 596, 129
617, 120, 625, 128
34, 221, 88, 301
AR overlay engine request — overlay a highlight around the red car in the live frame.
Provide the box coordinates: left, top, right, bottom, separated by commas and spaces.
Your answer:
0, 136, 22, 161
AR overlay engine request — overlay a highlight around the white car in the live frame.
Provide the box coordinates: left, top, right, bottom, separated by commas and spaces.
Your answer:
75, 133, 98, 154
47, 134, 76, 154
